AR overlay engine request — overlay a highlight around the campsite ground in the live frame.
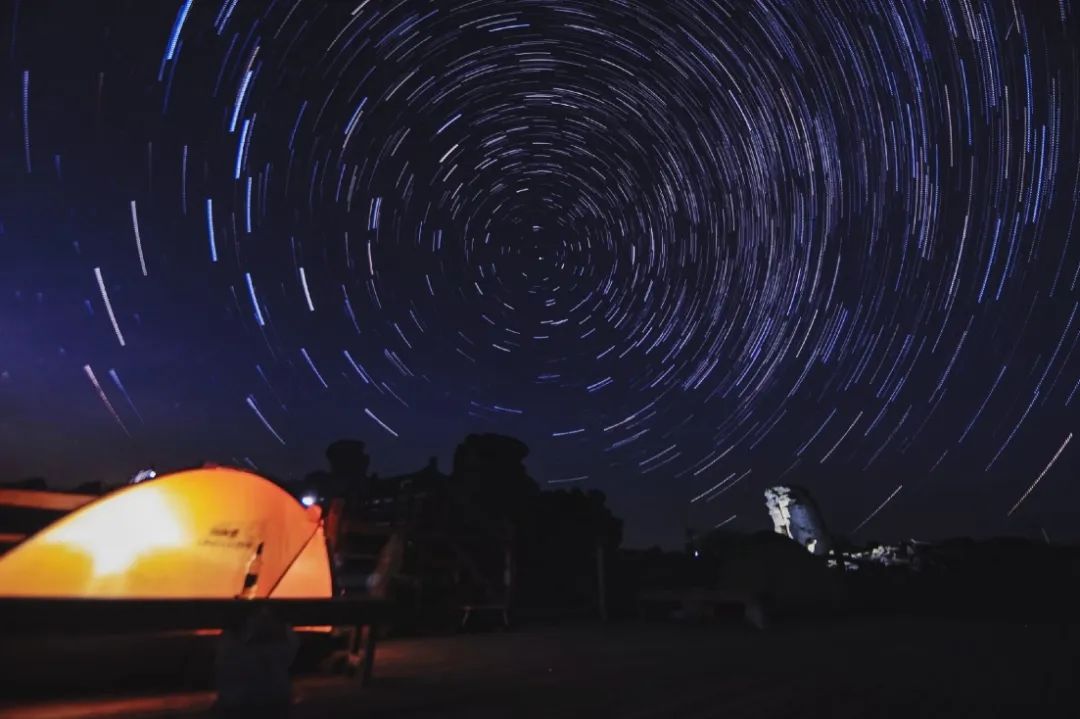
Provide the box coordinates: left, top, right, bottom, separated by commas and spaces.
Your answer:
4, 618, 1078, 718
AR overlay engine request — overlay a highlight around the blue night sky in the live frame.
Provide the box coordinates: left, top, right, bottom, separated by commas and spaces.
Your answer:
1, 0, 1079, 548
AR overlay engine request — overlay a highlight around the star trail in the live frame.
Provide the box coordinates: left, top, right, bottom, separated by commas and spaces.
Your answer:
2, 0, 1079, 547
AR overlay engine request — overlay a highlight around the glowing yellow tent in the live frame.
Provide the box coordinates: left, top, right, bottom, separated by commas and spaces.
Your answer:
0, 467, 332, 600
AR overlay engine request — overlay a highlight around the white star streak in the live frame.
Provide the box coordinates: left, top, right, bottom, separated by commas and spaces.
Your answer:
1007, 433, 1073, 517
83, 364, 130, 436
93, 267, 126, 347
130, 200, 147, 276
853, 484, 903, 534
364, 407, 399, 437
245, 395, 286, 445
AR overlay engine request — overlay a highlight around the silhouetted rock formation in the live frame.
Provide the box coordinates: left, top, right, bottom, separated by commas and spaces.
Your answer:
297, 439, 374, 502
517, 488, 623, 610
451, 433, 538, 521
383, 456, 447, 493
301, 469, 337, 499
297, 434, 627, 623
866, 537, 1080, 620
0, 477, 48, 491
712, 531, 847, 614
72, 481, 106, 495
326, 439, 370, 481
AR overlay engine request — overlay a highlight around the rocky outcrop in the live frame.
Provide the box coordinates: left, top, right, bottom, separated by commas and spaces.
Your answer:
764, 485, 832, 555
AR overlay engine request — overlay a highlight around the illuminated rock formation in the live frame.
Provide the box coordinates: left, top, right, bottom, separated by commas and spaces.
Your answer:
764, 485, 832, 556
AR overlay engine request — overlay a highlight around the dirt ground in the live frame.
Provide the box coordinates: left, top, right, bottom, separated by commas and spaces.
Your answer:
4, 618, 1078, 719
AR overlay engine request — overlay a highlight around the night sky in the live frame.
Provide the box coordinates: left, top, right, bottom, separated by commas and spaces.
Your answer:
1, 0, 1079, 548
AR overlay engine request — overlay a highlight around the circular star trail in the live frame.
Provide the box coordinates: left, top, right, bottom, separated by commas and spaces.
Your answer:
3, 0, 1080, 545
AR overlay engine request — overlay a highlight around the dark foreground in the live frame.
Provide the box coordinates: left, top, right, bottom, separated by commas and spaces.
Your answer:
4, 618, 1078, 719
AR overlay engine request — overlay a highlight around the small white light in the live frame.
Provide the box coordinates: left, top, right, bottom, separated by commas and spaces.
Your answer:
130, 469, 157, 484
300, 494, 316, 507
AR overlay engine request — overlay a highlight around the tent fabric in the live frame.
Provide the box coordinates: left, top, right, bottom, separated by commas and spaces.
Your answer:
0, 468, 332, 600
268, 524, 333, 599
